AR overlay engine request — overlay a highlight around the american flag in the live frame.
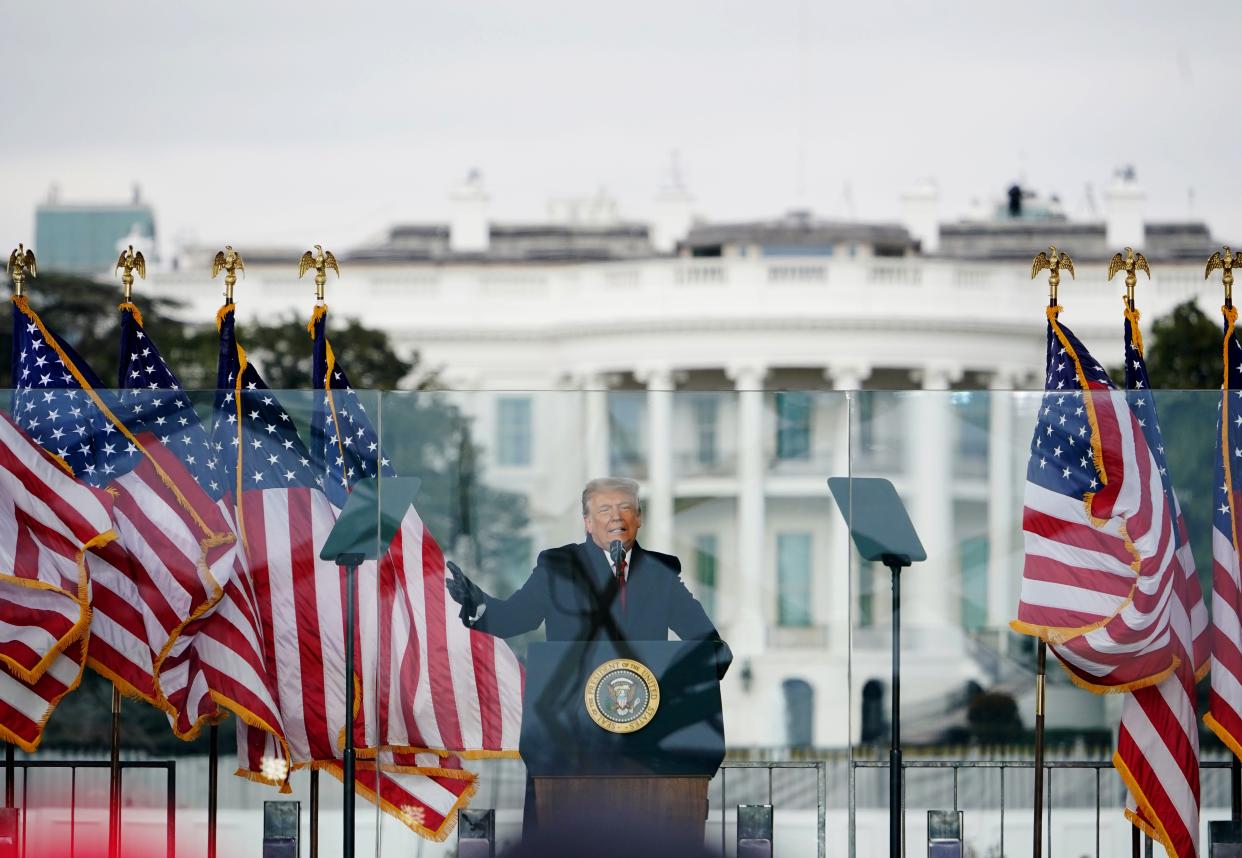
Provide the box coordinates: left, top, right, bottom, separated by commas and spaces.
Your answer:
1013, 307, 1183, 693
0, 410, 114, 751
108, 302, 291, 773
8, 296, 237, 722
1112, 306, 1204, 858
218, 304, 482, 833
1208, 305, 1242, 775
299, 305, 523, 838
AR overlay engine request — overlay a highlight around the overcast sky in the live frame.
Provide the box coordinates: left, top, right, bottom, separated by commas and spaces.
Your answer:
4, 1, 1241, 252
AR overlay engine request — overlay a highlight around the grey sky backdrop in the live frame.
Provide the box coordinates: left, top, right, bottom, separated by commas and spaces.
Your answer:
4, 0, 1241, 252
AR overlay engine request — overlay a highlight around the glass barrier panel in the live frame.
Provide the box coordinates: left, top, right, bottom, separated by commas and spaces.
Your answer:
3, 384, 1231, 856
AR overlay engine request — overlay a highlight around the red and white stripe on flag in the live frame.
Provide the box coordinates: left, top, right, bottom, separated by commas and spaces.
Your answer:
156, 498, 291, 779
1016, 385, 1182, 692
0, 414, 114, 750
231, 487, 523, 838
321, 752, 477, 840
85, 439, 238, 714
360, 507, 524, 758
1116, 552, 1203, 858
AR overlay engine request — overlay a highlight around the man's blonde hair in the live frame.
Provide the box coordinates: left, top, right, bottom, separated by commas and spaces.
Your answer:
581, 477, 642, 516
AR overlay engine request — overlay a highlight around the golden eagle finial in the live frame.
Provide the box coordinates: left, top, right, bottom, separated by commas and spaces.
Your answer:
114, 245, 147, 301
1107, 247, 1151, 310
298, 244, 340, 302
1207, 246, 1237, 309
1030, 245, 1075, 306
6, 244, 36, 297
211, 245, 246, 304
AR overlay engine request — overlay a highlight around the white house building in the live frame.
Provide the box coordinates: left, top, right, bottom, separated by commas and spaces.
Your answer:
143, 167, 1224, 750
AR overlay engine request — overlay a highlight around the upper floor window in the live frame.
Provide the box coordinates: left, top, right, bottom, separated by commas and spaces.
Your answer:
775, 392, 812, 461
777, 531, 813, 627
609, 392, 645, 475
496, 396, 532, 467
692, 395, 719, 467
694, 533, 718, 617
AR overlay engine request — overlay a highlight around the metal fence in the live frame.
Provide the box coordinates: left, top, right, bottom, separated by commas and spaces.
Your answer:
5, 758, 175, 858
850, 758, 1234, 858
716, 760, 826, 858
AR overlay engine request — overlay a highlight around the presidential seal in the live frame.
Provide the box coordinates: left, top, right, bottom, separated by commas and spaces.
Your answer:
584, 658, 660, 734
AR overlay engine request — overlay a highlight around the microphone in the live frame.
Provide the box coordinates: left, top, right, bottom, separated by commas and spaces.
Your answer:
609, 539, 623, 569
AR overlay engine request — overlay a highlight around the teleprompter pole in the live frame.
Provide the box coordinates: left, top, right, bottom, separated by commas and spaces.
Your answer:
887, 558, 903, 858
342, 555, 362, 858
1033, 641, 1047, 858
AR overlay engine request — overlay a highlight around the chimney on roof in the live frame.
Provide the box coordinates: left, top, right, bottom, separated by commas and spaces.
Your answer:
652, 151, 694, 253
1104, 166, 1145, 250
900, 179, 940, 254
449, 169, 490, 253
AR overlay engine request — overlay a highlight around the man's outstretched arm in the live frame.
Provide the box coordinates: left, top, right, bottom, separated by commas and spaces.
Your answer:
446, 559, 547, 638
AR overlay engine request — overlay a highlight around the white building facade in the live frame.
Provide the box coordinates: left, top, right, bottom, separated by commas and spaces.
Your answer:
145, 173, 1223, 750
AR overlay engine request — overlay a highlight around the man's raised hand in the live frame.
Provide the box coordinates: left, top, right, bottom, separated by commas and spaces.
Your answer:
445, 560, 485, 621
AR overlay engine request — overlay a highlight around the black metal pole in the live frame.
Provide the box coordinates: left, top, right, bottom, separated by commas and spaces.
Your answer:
1033, 641, 1047, 858
311, 769, 320, 858
1233, 756, 1241, 821
167, 761, 176, 858
1131, 825, 1139, 858
208, 723, 218, 858
108, 686, 122, 858
3, 744, 11, 808
889, 561, 902, 858
343, 561, 357, 858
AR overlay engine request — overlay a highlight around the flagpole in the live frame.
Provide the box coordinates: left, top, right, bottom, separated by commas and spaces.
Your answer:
1028, 248, 1070, 858
208, 723, 218, 858
3, 743, 12, 808
108, 686, 122, 858
298, 245, 353, 858
3, 248, 32, 823
4, 247, 34, 842
1032, 640, 1046, 858
310, 769, 319, 858
1225, 248, 1239, 825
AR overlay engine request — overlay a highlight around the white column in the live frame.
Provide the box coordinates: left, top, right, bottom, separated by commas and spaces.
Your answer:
581, 371, 610, 481
986, 368, 1019, 649
908, 362, 963, 630
727, 362, 768, 656
639, 367, 675, 553
826, 364, 872, 653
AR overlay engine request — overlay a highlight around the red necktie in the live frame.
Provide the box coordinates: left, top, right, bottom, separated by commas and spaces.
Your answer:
617, 555, 627, 612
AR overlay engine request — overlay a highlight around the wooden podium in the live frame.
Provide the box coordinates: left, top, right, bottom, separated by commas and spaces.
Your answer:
520, 640, 726, 838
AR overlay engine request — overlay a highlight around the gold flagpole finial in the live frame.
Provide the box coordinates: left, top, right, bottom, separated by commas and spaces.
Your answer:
1107, 246, 1151, 311
1206, 246, 1237, 310
297, 244, 339, 303
1031, 245, 1075, 307
114, 245, 147, 301
6, 244, 36, 298
211, 246, 246, 304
